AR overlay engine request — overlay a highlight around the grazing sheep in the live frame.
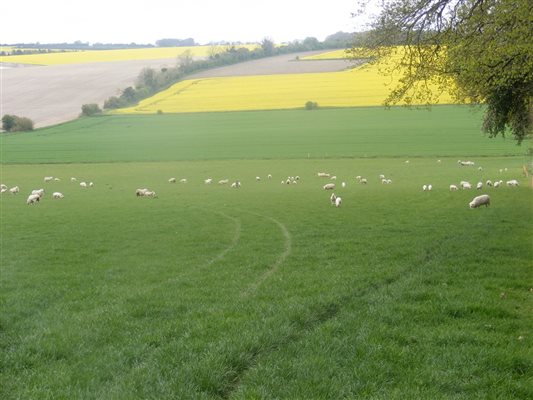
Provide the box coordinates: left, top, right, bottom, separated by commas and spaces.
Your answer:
494, 181, 501, 188
204, 178, 213, 184
44, 176, 54, 182
31, 189, 45, 198
317, 172, 330, 178
168, 178, 176, 183
458, 160, 475, 166
136, 188, 149, 197
355, 175, 362, 181
437, 159, 442, 163
335, 197, 342, 207
330, 193, 337, 205
0, 188, 6, 194
0, 184, 6, 190
256, 176, 261, 181
231, 181, 241, 188
341, 182, 346, 188
506, 179, 519, 187
428, 184, 432, 191
70, 177, 77, 182
478, 167, 483, 171
180, 178, 187, 183
9, 186, 19, 194
89, 182, 94, 187
486, 180, 493, 187
26, 194, 40, 205
268, 174, 272, 179
80, 182, 87, 188
52, 192, 64, 199
218, 179, 229, 185
144, 191, 157, 198
323, 183, 335, 190
476, 182, 483, 190
449, 184, 458, 191
330, 175, 337, 181
423, 184, 428, 191
405, 160, 410, 164
360, 178, 367, 184
379, 174, 385, 180
460, 181, 472, 189
469, 194, 490, 209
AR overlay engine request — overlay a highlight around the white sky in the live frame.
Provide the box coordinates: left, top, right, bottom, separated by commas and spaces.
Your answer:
1, 0, 379, 45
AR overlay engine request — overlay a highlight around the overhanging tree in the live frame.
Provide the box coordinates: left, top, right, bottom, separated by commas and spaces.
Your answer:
352, 0, 533, 142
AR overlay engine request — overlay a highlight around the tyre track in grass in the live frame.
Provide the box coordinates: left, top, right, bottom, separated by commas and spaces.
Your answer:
240, 212, 292, 298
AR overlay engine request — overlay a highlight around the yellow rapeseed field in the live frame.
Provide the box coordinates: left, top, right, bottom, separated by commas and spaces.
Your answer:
1, 45, 257, 65
114, 48, 455, 114
301, 50, 348, 60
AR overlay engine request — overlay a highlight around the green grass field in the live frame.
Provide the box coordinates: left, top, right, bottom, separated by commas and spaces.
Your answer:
1, 106, 532, 399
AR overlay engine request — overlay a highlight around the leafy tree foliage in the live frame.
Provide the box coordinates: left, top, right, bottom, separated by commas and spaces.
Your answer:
2, 114, 34, 132
354, 0, 533, 142
80, 103, 102, 117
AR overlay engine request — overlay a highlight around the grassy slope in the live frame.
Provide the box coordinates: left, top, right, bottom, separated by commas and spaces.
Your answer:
1, 108, 532, 399
1, 106, 526, 164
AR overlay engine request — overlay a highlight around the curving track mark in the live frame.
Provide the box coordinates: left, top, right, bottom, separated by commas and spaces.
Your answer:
241, 213, 292, 297
202, 210, 242, 268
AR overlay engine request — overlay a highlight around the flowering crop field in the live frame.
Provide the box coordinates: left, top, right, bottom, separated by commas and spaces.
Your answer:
1, 45, 256, 65
114, 49, 455, 114
301, 49, 348, 60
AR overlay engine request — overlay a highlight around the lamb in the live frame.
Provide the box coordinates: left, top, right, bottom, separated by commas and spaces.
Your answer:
26, 194, 40, 205
449, 184, 458, 191
476, 182, 483, 190
493, 181, 501, 188
506, 179, 519, 187
168, 178, 176, 183
52, 192, 64, 199
44, 176, 54, 182
330, 176, 337, 181
323, 183, 335, 190
9, 186, 19, 194
144, 190, 157, 198
231, 181, 241, 188
335, 196, 342, 207
80, 182, 87, 188
469, 194, 490, 209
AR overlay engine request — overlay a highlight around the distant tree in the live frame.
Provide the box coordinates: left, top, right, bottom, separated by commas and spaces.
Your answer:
2, 115, 34, 132
81, 103, 102, 116
302, 37, 321, 50
261, 37, 275, 56
305, 101, 319, 110
120, 87, 137, 103
136, 67, 157, 90
354, 0, 533, 142
2, 115, 16, 131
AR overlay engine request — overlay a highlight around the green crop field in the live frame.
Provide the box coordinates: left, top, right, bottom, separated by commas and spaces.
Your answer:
1, 106, 532, 399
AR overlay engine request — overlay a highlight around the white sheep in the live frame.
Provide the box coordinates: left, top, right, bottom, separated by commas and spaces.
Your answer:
506, 179, 519, 187
31, 189, 45, 198
449, 184, 458, 191
26, 194, 40, 205
0, 188, 6, 194
168, 178, 176, 183
405, 160, 410, 164
458, 160, 475, 166
427, 184, 433, 191
80, 182, 87, 188
486, 180, 493, 187
330, 176, 337, 181
136, 188, 149, 196
360, 178, 367, 184
423, 184, 428, 191
54, 178, 60, 182
267, 174, 272, 179
44, 176, 54, 182
355, 175, 362, 181
295, 176, 300, 181
341, 182, 346, 188
180, 178, 187, 183
379, 174, 385, 180
70, 177, 77, 182
231, 181, 241, 188
0, 184, 6, 190
317, 172, 330, 178
256, 176, 261, 181
437, 159, 442, 163
469, 194, 490, 209
144, 190, 157, 198
52, 192, 64, 199
460, 181, 472, 189
335, 197, 342, 207
476, 182, 483, 190
9, 186, 19, 194
494, 181, 501, 188
89, 182, 94, 187
323, 183, 335, 190
218, 179, 229, 185
330, 193, 337, 205
204, 178, 213, 184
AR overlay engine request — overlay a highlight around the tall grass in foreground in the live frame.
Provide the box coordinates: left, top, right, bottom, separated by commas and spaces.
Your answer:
1, 158, 531, 399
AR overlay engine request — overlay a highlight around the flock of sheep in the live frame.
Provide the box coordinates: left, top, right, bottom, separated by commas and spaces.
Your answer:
1, 160, 524, 210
